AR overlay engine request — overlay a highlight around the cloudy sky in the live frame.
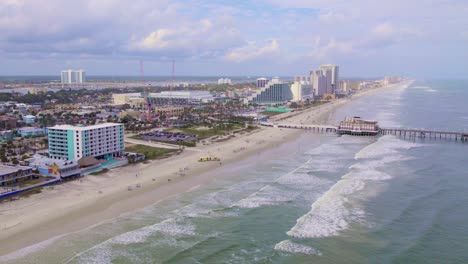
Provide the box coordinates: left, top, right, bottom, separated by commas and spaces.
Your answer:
0, 0, 467, 78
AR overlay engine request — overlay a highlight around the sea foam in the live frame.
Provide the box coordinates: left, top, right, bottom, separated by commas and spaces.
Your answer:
287, 179, 365, 238
287, 135, 423, 239
274, 240, 322, 256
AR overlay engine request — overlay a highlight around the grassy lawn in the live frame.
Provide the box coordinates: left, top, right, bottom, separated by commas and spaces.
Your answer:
125, 144, 180, 160
90, 168, 109, 176
261, 111, 284, 117
169, 124, 243, 140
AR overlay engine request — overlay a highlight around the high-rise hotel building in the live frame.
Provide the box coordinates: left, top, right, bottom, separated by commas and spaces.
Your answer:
256, 78, 269, 88
61, 69, 86, 84
244, 77, 292, 105
48, 123, 124, 161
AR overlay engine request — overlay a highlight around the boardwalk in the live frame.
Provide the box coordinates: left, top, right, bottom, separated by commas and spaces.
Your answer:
379, 128, 468, 141
259, 122, 468, 142
259, 122, 337, 133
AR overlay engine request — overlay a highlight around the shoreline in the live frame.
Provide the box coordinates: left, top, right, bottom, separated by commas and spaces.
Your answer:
0, 80, 413, 258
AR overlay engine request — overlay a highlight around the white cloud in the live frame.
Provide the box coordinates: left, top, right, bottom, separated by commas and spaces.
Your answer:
225, 39, 280, 62
318, 12, 347, 25
128, 18, 243, 58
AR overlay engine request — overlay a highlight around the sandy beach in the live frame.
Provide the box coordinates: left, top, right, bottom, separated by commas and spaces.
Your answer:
0, 81, 410, 258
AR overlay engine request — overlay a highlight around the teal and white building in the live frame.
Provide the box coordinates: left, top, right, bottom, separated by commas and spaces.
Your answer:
48, 123, 124, 161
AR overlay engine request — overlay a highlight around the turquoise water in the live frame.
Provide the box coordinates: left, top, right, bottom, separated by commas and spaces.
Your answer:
2, 80, 468, 263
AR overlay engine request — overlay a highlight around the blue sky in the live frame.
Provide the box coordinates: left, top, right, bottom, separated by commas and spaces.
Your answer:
0, 0, 467, 78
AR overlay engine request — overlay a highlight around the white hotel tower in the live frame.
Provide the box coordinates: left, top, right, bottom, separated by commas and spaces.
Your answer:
48, 123, 124, 161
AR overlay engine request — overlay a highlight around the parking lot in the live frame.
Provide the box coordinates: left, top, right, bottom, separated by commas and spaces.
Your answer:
140, 130, 198, 143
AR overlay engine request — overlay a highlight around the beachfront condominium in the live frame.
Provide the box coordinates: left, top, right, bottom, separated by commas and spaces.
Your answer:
291, 77, 314, 102
61, 69, 86, 84
310, 64, 339, 96
311, 70, 327, 96
48, 123, 124, 161
319, 64, 339, 93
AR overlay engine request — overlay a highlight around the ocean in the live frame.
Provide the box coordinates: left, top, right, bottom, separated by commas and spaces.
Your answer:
2, 80, 468, 264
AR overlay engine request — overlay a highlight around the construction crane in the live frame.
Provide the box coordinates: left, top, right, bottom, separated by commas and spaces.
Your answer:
170, 60, 175, 106
140, 60, 151, 122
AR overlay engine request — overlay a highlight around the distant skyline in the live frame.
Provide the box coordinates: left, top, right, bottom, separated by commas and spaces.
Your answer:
0, 0, 467, 78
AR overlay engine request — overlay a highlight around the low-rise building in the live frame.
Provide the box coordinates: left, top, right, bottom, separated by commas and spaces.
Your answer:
28, 87, 48, 95
0, 116, 17, 130
155, 106, 185, 117
23, 115, 36, 124
18, 127, 46, 137
28, 154, 81, 180
112, 93, 143, 105
148, 91, 214, 106
0, 165, 33, 187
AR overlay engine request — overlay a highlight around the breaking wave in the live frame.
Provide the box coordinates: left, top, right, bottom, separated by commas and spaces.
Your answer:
274, 240, 322, 256
287, 135, 423, 239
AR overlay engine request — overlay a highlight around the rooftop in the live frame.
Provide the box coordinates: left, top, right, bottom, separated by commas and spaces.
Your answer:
149, 90, 213, 99
48, 122, 123, 131
0, 165, 32, 175
29, 154, 78, 168
19, 127, 44, 132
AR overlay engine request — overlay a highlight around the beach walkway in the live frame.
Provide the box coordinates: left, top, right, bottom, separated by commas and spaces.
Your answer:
125, 138, 202, 152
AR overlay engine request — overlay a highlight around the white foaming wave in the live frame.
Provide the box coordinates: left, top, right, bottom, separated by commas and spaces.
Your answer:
234, 185, 296, 209
343, 169, 392, 181
111, 218, 196, 245
355, 135, 422, 160
412, 85, 438, 93
64, 218, 197, 264
350, 154, 413, 171
234, 159, 334, 209
287, 179, 365, 238
276, 172, 330, 186
308, 158, 346, 173
306, 143, 346, 156
412, 85, 430, 89
274, 240, 322, 256
172, 180, 267, 218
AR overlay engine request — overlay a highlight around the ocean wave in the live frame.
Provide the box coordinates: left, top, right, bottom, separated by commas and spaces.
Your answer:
287, 179, 366, 238
234, 161, 333, 209
274, 240, 322, 256
287, 135, 420, 239
411, 85, 438, 93
111, 218, 196, 245
425, 89, 438, 93
343, 169, 392, 181
355, 135, 422, 159
234, 185, 296, 208
350, 154, 413, 171
63, 218, 198, 264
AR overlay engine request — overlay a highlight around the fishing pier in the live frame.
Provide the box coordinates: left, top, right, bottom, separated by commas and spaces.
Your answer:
380, 128, 468, 141
259, 117, 468, 142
